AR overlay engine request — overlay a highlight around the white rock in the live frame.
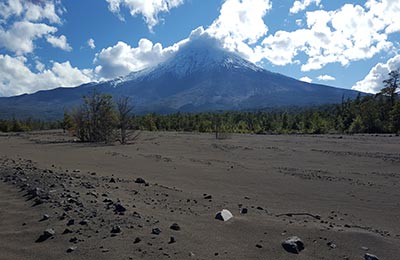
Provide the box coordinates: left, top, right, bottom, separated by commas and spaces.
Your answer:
215, 209, 233, 221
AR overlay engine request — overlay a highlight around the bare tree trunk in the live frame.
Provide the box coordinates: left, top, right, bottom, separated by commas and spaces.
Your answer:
117, 97, 133, 144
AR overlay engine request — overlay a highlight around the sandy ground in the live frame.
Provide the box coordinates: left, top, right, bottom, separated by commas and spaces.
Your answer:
0, 130, 399, 260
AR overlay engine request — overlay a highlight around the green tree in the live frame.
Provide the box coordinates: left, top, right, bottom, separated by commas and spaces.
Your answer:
72, 91, 117, 143
349, 115, 364, 133
62, 111, 73, 133
390, 101, 400, 133
379, 69, 399, 106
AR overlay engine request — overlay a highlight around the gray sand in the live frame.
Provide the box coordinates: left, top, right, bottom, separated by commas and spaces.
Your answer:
0, 130, 399, 259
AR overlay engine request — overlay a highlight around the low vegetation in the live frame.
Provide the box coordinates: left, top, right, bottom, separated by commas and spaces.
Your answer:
1, 70, 399, 139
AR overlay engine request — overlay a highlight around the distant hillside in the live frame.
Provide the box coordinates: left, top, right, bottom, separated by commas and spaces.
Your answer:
0, 36, 361, 119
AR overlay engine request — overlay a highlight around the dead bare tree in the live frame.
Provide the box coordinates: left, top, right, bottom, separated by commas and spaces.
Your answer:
116, 97, 134, 144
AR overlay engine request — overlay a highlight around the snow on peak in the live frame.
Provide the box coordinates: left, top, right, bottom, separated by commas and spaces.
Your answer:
113, 34, 263, 86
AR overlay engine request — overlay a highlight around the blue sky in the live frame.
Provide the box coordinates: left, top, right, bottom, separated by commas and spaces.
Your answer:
0, 0, 399, 96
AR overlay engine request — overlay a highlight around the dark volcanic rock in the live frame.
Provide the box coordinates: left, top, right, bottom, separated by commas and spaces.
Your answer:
365, 253, 379, 260
40, 214, 50, 221
63, 228, 73, 234
36, 228, 55, 242
67, 246, 77, 253
114, 203, 127, 213
79, 219, 89, 225
282, 236, 305, 254
151, 228, 162, 235
135, 178, 146, 184
240, 208, 248, 214
168, 236, 176, 244
111, 225, 122, 234
170, 223, 181, 231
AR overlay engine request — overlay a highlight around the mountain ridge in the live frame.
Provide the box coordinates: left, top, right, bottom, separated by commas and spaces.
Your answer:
0, 35, 362, 119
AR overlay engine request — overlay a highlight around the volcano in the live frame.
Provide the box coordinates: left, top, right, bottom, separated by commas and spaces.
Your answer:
0, 35, 360, 119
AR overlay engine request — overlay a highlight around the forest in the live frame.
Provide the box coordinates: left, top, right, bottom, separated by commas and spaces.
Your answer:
0, 70, 399, 138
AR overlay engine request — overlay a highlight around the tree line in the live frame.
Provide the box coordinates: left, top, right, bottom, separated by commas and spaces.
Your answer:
1, 70, 399, 139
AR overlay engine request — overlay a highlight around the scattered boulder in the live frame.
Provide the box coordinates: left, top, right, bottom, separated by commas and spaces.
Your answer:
135, 178, 146, 184
114, 203, 127, 213
62, 228, 73, 234
152, 228, 162, 235
133, 237, 141, 244
168, 236, 176, 244
204, 194, 212, 199
44, 228, 55, 237
365, 253, 379, 260
327, 241, 337, 249
111, 225, 122, 234
79, 219, 88, 225
282, 236, 305, 254
67, 219, 75, 226
40, 214, 50, 221
170, 223, 181, 231
109, 178, 116, 183
240, 208, 248, 214
215, 209, 233, 221
36, 228, 55, 242
103, 198, 113, 203
67, 246, 77, 253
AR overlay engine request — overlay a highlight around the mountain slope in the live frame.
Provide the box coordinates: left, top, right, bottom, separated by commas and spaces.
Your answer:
0, 36, 361, 119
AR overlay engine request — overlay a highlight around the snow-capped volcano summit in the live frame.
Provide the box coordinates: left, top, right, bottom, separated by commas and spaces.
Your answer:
118, 34, 262, 84
155, 36, 262, 76
0, 34, 361, 119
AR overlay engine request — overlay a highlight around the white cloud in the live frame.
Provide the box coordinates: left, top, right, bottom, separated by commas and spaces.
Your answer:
352, 54, 400, 93
0, 21, 57, 55
92, 0, 400, 85
0, 0, 66, 54
46, 34, 72, 51
94, 38, 179, 79
290, 0, 321, 14
24, 0, 61, 24
0, 54, 94, 96
92, 26, 213, 80
0, 0, 24, 20
317, 74, 335, 81
366, 0, 400, 34
0, 0, 61, 24
300, 76, 312, 83
35, 60, 45, 72
105, 0, 185, 30
254, 2, 396, 71
87, 38, 96, 49
255, 29, 308, 66
207, 0, 271, 44
205, 0, 271, 61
